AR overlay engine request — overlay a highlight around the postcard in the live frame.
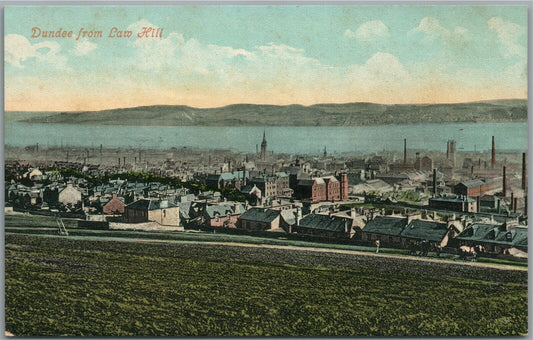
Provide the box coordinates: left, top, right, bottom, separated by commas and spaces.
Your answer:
3, 4, 528, 337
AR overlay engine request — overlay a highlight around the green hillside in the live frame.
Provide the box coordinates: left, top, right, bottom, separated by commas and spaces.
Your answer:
9, 99, 528, 126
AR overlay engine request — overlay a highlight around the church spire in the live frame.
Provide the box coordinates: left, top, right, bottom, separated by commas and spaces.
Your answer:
260, 130, 267, 161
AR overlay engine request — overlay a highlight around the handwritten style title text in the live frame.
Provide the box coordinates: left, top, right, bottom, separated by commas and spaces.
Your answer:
31, 27, 164, 40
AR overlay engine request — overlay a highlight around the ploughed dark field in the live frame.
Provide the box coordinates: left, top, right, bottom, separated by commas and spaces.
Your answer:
5, 234, 528, 336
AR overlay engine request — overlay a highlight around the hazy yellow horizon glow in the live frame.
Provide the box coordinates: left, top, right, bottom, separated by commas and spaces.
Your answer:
5, 92, 527, 112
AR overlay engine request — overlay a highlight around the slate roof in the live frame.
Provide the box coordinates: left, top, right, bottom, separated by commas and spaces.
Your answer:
363, 216, 407, 236
233, 204, 245, 214
297, 178, 326, 187
458, 179, 485, 188
240, 184, 260, 194
456, 224, 528, 247
400, 220, 450, 242
239, 208, 280, 223
322, 176, 339, 183
125, 199, 178, 211
178, 201, 192, 219
297, 179, 315, 186
299, 214, 351, 232
250, 177, 275, 184
280, 210, 297, 226
314, 178, 325, 185
205, 204, 234, 218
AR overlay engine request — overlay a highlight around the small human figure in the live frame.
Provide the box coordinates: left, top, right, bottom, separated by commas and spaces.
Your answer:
375, 240, 380, 253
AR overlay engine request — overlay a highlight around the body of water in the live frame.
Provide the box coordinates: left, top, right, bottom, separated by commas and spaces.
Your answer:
5, 122, 528, 155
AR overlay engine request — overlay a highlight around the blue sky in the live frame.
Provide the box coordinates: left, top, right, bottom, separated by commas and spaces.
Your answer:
4, 5, 528, 111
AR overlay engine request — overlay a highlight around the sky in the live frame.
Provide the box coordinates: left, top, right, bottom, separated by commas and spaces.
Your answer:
4, 5, 528, 111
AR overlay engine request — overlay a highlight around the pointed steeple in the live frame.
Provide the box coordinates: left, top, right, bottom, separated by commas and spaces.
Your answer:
260, 130, 267, 161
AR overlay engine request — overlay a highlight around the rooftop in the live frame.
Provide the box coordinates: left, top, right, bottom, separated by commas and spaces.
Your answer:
362, 216, 407, 236
126, 199, 178, 211
400, 220, 450, 242
299, 213, 351, 233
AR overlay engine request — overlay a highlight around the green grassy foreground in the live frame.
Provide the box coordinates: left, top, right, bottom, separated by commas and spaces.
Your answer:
5, 234, 528, 336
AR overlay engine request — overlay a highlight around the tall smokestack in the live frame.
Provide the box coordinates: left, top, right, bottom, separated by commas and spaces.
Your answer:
403, 138, 407, 165
503, 166, 507, 197
522, 152, 527, 190
433, 169, 437, 195
525, 195, 528, 216
491, 136, 495, 168
510, 192, 514, 210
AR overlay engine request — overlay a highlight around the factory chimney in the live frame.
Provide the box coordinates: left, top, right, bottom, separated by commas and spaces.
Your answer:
522, 152, 527, 190
403, 138, 407, 165
432, 169, 437, 195
491, 136, 496, 168
502, 166, 507, 197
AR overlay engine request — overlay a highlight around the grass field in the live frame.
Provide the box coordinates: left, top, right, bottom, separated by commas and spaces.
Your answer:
5, 233, 528, 336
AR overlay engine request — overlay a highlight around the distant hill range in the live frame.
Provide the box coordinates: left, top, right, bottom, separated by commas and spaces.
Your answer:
7, 99, 527, 126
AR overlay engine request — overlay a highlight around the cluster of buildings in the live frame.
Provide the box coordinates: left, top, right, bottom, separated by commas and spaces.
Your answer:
4, 133, 528, 258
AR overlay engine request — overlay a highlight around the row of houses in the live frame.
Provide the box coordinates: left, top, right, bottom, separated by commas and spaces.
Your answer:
233, 207, 527, 256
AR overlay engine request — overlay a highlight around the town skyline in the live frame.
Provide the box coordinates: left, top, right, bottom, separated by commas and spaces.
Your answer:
5, 5, 527, 111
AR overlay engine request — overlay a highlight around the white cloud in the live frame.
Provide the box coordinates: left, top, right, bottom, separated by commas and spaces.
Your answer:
409, 17, 471, 46
255, 42, 319, 66
5, 34, 35, 67
127, 19, 155, 35
5, 33, 69, 70
349, 52, 409, 82
72, 39, 97, 56
488, 17, 525, 58
127, 19, 320, 81
408, 17, 450, 41
453, 26, 468, 41
345, 20, 390, 41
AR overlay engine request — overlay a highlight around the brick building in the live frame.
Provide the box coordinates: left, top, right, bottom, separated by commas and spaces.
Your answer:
102, 194, 126, 215
124, 199, 180, 226
295, 178, 326, 203
429, 195, 477, 213
454, 177, 502, 197
323, 176, 340, 201
295, 173, 348, 203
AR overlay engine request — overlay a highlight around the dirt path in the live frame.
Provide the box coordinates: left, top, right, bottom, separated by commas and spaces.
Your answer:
7, 231, 526, 272
157, 240, 528, 272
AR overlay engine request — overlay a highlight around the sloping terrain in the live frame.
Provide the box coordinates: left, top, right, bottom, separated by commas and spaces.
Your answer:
10, 99, 527, 126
